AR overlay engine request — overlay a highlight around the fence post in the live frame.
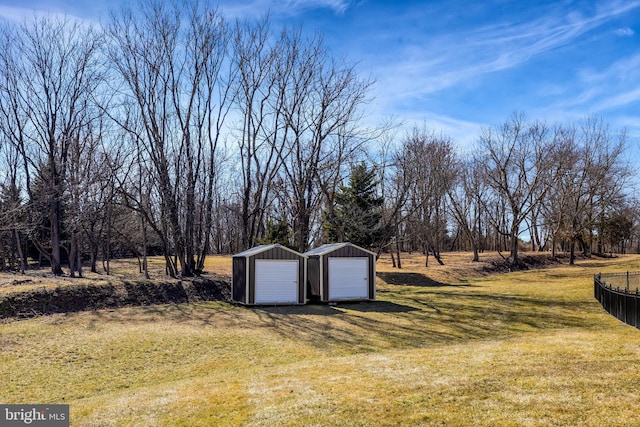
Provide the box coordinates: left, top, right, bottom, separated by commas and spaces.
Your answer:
627, 271, 630, 292
631, 293, 638, 328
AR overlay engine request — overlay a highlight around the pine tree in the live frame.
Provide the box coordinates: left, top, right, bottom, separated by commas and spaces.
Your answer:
325, 163, 387, 249
258, 219, 295, 249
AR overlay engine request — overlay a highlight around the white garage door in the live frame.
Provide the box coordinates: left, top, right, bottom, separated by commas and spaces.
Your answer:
255, 260, 299, 303
328, 257, 369, 299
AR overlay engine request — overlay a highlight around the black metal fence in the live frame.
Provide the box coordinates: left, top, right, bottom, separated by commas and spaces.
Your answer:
594, 272, 640, 328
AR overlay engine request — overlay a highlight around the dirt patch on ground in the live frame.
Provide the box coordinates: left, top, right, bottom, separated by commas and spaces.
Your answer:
478, 253, 566, 275
0, 276, 231, 321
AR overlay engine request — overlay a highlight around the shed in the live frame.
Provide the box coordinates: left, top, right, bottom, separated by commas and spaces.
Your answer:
304, 242, 376, 302
232, 244, 306, 305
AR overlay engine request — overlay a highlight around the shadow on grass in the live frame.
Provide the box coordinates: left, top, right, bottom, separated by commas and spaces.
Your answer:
79, 270, 610, 355
378, 272, 475, 288
252, 300, 419, 315
333, 301, 419, 313
244, 286, 607, 353
252, 304, 344, 316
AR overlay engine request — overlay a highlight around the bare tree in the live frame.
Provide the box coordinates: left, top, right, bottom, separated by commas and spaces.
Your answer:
396, 127, 455, 266
274, 27, 374, 251
0, 26, 31, 273
446, 156, 487, 262
549, 118, 628, 264
0, 141, 28, 272
232, 16, 286, 250
374, 126, 412, 267
537, 125, 577, 257
477, 113, 555, 268
107, 0, 232, 277
0, 17, 103, 275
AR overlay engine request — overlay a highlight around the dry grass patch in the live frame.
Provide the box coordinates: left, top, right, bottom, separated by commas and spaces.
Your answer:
3, 252, 640, 425
202, 255, 232, 277
0, 258, 168, 294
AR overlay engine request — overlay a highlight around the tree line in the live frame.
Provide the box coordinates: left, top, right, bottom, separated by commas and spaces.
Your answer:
383, 116, 632, 269
0, 1, 635, 277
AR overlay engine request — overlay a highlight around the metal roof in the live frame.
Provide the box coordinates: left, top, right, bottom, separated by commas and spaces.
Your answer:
233, 243, 305, 258
303, 242, 376, 257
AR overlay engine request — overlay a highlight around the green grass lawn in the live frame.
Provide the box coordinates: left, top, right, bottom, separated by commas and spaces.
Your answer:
2, 254, 640, 426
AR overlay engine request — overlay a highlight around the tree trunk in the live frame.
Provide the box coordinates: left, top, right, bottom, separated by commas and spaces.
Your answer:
569, 238, 576, 265
12, 230, 26, 274
104, 203, 112, 275
432, 246, 445, 265
88, 221, 98, 273
424, 244, 429, 267
510, 225, 521, 268
69, 233, 81, 278
50, 197, 64, 276
142, 215, 149, 279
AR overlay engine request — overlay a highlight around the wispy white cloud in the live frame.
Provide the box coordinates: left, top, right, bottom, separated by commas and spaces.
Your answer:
378, 0, 640, 97
374, 110, 483, 151
615, 27, 635, 36
0, 5, 42, 22
0, 5, 96, 25
347, 0, 640, 147
284, 0, 356, 14
615, 116, 640, 139
597, 87, 640, 111
534, 49, 640, 141
219, 0, 357, 20
560, 52, 640, 112
360, 0, 640, 141
421, 113, 483, 152
579, 52, 640, 84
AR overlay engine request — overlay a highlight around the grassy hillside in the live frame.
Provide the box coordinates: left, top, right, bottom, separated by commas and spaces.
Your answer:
2, 252, 640, 426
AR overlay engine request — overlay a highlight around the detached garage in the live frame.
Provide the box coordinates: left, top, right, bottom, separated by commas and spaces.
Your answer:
305, 242, 376, 302
232, 244, 306, 305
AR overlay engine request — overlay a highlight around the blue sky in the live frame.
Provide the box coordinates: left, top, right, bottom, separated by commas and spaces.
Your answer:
0, 0, 638, 153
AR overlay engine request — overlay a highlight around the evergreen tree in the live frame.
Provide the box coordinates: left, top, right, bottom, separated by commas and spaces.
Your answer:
258, 219, 295, 249
325, 163, 387, 249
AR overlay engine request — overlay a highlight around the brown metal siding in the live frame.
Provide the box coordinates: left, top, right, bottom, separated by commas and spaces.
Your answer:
369, 257, 375, 299
321, 246, 375, 301
299, 261, 305, 304
290, 257, 304, 304
307, 256, 321, 302
248, 247, 305, 305
232, 257, 247, 303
